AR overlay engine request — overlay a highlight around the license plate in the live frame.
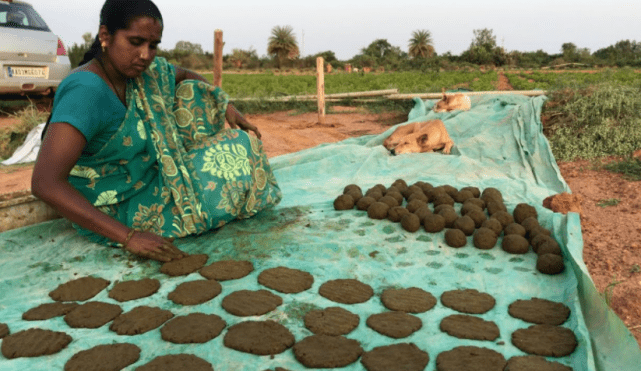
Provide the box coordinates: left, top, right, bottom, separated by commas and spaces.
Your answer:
7, 66, 47, 78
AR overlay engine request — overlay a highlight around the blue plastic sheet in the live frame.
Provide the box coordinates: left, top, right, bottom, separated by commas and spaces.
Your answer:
0, 94, 639, 370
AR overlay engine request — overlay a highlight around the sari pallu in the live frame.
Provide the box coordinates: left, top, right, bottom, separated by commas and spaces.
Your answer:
69, 57, 282, 245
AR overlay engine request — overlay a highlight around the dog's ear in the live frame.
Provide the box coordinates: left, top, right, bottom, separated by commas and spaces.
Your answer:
417, 133, 429, 145
441, 87, 447, 100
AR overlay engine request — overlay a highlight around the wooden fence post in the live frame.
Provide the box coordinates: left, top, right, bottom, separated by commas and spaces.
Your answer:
213, 29, 223, 87
316, 57, 325, 125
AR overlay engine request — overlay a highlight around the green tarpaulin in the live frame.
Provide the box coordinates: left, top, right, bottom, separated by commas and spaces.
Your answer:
0, 93, 639, 370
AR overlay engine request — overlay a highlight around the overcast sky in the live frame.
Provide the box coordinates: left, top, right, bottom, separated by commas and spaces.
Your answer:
32, 0, 641, 60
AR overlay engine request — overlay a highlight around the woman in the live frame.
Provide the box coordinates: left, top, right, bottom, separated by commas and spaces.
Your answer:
32, 0, 282, 262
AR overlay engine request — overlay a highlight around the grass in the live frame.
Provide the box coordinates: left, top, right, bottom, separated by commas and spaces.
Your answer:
601, 275, 623, 307
597, 198, 620, 207
0, 102, 49, 161
603, 156, 641, 180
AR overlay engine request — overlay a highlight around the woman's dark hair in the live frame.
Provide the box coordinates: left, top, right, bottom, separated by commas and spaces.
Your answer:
43, 0, 163, 139
79, 0, 163, 66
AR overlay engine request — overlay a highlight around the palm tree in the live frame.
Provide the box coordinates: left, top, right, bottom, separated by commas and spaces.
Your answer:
267, 25, 299, 68
408, 30, 434, 58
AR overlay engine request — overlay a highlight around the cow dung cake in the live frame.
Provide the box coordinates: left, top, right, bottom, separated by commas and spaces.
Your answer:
513, 203, 538, 224
504, 355, 573, 371
466, 209, 488, 228
386, 191, 404, 204
486, 200, 507, 216
356, 196, 376, 211
221, 290, 283, 316
380, 287, 437, 313
319, 279, 373, 304
463, 197, 485, 210
531, 234, 558, 253
441, 289, 495, 314
63, 343, 140, 371
388, 206, 410, 222
401, 213, 421, 232
481, 187, 504, 203
473, 227, 498, 250
445, 229, 467, 248
445, 228, 467, 248
501, 234, 530, 254
511, 324, 577, 357
343, 184, 362, 195
433, 194, 455, 207
508, 298, 571, 326
1, 328, 72, 359
167, 279, 222, 305
402, 185, 423, 200
491, 210, 514, 228
454, 189, 474, 204
224, 321, 294, 356
109, 306, 174, 335
64, 301, 122, 329
379, 195, 399, 208
257, 266, 314, 294
407, 192, 428, 204
504, 222, 526, 237
434, 204, 454, 214
460, 186, 481, 198
538, 240, 563, 256
293, 335, 363, 368
49, 276, 110, 302
366, 311, 423, 339
460, 203, 483, 216
453, 216, 475, 236
135, 354, 214, 371
406, 199, 428, 213
333, 194, 354, 210
161, 313, 227, 344
108, 278, 160, 302
436, 346, 506, 371
438, 208, 459, 228
414, 206, 432, 223
199, 260, 254, 281
160, 254, 209, 277
304, 306, 360, 336
537, 254, 565, 275
481, 218, 503, 236
22, 302, 79, 321
440, 185, 458, 198
365, 190, 383, 201
439, 314, 500, 341
521, 216, 540, 234
0, 323, 8, 338
367, 202, 390, 220
361, 343, 429, 371
424, 213, 446, 233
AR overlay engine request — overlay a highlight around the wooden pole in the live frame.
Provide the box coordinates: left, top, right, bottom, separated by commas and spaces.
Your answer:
316, 57, 325, 125
213, 29, 223, 87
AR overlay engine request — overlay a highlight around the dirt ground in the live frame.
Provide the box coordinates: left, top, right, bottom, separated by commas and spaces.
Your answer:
0, 97, 640, 350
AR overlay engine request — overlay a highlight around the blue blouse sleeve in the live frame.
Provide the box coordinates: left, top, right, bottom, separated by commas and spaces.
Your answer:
49, 72, 125, 144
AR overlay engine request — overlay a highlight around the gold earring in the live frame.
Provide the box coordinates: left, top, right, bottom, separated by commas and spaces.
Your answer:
101, 41, 106, 52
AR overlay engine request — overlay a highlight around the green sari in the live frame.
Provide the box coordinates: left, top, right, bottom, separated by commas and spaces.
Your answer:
69, 57, 281, 245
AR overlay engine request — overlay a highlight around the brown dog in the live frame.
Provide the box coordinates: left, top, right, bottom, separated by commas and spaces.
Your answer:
384, 119, 454, 155
433, 89, 471, 113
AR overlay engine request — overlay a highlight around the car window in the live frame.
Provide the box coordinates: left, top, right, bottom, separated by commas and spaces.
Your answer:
0, 2, 49, 31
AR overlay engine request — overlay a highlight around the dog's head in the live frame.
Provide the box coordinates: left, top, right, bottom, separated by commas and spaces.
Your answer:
391, 133, 436, 155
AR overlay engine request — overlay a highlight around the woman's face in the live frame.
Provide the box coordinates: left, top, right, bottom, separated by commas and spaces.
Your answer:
101, 16, 163, 78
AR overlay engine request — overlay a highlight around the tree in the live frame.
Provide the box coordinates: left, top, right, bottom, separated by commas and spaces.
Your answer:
408, 30, 434, 58
461, 28, 507, 66
267, 25, 299, 68
228, 47, 258, 68
174, 41, 204, 56
362, 39, 393, 60
68, 32, 94, 68
561, 42, 577, 61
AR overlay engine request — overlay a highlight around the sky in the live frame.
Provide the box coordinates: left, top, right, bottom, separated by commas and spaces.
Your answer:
30, 0, 641, 61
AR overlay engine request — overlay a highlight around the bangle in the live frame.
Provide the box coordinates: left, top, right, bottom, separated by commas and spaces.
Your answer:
122, 229, 136, 249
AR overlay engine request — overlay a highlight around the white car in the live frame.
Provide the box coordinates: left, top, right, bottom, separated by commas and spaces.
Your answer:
0, 0, 70, 96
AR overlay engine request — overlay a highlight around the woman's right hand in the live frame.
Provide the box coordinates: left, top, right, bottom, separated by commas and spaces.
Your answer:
123, 231, 188, 262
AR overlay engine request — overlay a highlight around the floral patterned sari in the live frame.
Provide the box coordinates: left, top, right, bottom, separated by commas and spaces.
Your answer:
69, 57, 281, 245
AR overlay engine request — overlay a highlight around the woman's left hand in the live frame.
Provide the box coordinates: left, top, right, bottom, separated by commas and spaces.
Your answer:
226, 104, 261, 139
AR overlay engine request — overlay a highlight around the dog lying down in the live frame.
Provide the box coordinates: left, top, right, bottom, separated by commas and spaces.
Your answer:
433, 90, 471, 112
383, 119, 454, 155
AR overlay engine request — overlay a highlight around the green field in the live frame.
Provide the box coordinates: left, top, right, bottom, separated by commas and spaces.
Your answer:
202, 68, 641, 98
204, 71, 499, 97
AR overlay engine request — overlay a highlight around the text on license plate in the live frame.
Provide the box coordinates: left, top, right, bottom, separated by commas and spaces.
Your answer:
7, 66, 47, 78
